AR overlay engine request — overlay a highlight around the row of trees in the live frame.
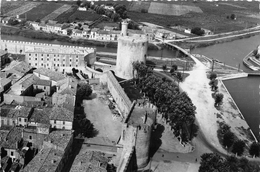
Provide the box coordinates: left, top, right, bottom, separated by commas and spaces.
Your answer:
199, 153, 260, 172
77, 1, 127, 22
133, 61, 197, 142
209, 72, 224, 107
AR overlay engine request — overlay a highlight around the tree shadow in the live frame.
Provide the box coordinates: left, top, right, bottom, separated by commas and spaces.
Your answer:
149, 124, 164, 158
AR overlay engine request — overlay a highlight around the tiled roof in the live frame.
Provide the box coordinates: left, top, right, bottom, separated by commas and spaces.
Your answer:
20, 101, 45, 108
57, 77, 78, 95
70, 151, 108, 172
22, 147, 64, 172
33, 68, 66, 82
49, 106, 73, 122
0, 105, 32, 118
2, 61, 32, 77
1, 127, 22, 149
30, 108, 52, 125
34, 79, 51, 86
44, 130, 73, 150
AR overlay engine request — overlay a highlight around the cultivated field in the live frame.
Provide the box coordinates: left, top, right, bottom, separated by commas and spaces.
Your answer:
1, 1, 27, 15
67, 10, 101, 22
41, 4, 72, 22
3, 2, 41, 17
19, 2, 64, 21
54, 7, 78, 23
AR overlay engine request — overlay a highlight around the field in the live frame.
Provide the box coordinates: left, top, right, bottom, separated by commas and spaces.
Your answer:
54, 7, 78, 23
1, 1, 28, 15
19, 2, 64, 21
66, 10, 101, 22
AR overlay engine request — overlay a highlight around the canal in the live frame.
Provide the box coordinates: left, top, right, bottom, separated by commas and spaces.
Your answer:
192, 35, 260, 140
2, 34, 260, 139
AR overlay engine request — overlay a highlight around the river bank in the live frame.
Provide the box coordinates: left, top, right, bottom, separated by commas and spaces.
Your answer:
178, 31, 260, 50
1, 25, 159, 50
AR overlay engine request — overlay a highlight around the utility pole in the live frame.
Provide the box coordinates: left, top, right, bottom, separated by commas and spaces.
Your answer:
238, 63, 240, 72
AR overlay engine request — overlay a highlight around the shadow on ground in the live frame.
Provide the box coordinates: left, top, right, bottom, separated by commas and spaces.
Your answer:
150, 124, 165, 158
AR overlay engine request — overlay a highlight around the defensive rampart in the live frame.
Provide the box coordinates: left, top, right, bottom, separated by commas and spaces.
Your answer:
0, 40, 95, 54
106, 71, 132, 118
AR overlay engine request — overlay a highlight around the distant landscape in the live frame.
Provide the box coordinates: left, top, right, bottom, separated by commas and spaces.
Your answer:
1, 0, 259, 33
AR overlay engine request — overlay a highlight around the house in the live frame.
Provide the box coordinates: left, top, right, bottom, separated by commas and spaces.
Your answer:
78, 7, 87, 11
7, 74, 39, 96
33, 79, 52, 96
184, 28, 191, 34
22, 130, 73, 172
0, 49, 9, 69
89, 28, 100, 39
1, 17, 10, 24
202, 28, 214, 35
0, 77, 11, 102
49, 106, 74, 130
2, 61, 32, 84
72, 29, 83, 37
33, 68, 66, 86
70, 151, 109, 172
28, 108, 52, 127
104, 26, 115, 31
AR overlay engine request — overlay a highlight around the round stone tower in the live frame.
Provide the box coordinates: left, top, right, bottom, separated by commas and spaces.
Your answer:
116, 31, 148, 79
121, 21, 128, 36
126, 100, 157, 169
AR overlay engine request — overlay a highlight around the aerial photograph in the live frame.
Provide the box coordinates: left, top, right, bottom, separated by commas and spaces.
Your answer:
0, 0, 259, 171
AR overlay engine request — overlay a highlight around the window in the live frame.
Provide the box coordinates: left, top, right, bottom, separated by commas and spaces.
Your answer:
42, 54, 43, 56
63, 59, 65, 61
54, 64, 56, 67
57, 64, 59, 67
63, 64, 65, 67
35, 54, 37, 56
63, 121, 65, 125
29, 135, 32, 140
41, 64, 43, 66
35, 63, 37, 66
47, 54, 49, 57
70, 59, 72, 62
41, 58, 43, 61
44, 86, 46, 89
54, 59, 56, 61
10, 151, 14, 156
35, 58, 37, 60
54, 55, 56, 57
76, 65, 78, 67
76, 59, 78, 62
24, 118, 27, 122
29, 63, 31, 66
47, 58, 49, 61
29, 54, 31, 56
29, 58, 31, 61
54, 120, 56, 124
70, 65, 71, 67
62, 126, 65, 129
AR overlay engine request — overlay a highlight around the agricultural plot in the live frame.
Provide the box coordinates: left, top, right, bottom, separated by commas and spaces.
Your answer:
4, 2, 41, 17
54, 7, 78, 23
1, 1, 27, 15
19, 3, 64, 21
67, 11, 101, 22
41, 4, 72, 22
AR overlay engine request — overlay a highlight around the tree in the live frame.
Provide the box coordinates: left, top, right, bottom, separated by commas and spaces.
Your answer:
76, 82, 92, 103
170, 64, 178, 74
67, 29, 72, 36
191, 27, 205, 36
76, 0, 82, 6
249, 142, 260, 157
214, 93, 223, 107
199, 153, 225, 172
209, 72, 217, 80
230, 14, 236, 20
175, 72, 183, 82
8, 19, 19, 26
141, 9, 148, 13
162, 65, 167, 72
232, 140, 245, 156
223, 131, 235, 148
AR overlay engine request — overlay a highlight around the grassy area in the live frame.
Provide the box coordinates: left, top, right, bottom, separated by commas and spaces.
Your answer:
55, 6, 78, 23
1, 1, 28, 15
67, 10, 101, 22
19, 2, 64, 21
95, 22, 119, 29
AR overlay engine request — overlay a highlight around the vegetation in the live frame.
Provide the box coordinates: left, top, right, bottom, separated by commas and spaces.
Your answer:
223, 131, 235, 148
76, 82, 92, 103
133, 61, 197, 142
249, 142, 260, 157
199, 153, 260, 172
232, 140, 246, 156
191, 27, 205, 36
214, 93, 224, 107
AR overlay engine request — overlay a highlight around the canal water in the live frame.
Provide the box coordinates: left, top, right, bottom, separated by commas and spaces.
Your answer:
2, 34, 260, 139
192, 35, 260, 140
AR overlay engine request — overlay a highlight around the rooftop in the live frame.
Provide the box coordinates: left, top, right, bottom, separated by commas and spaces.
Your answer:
33, 68, 66, 82
49, 106, 74, 122
34, 79, 52, 86
0, 104, 32, 118
57, 77, 78, 96
2, 61, 32, 77
44, 130, 73, 150
25, 46, 91, 55
30, 108, 52, 125
22, 147, 63, 172
70, 151, 108, 172
1, 127, 22, 149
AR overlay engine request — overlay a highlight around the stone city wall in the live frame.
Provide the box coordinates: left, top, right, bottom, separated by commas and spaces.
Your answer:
106, 71, 132, 118
0, 40, 95, 54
